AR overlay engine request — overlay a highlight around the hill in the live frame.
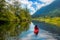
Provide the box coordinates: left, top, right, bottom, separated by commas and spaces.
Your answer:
32, 0, 60, 18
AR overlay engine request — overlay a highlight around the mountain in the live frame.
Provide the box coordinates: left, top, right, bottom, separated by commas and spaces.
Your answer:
32, 0, 60, 18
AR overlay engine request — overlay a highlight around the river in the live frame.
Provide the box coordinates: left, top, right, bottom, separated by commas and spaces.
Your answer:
0, 21, 60, 40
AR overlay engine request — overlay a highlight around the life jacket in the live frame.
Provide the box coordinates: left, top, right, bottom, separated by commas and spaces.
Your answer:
34, 25, 39, 35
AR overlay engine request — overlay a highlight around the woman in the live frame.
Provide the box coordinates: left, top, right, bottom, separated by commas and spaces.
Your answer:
34, 25, 39, 35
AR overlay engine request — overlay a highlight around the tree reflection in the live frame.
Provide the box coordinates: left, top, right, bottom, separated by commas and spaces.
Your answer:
0, 21, 30, 40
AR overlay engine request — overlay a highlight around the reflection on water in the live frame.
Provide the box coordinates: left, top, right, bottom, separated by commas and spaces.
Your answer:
0, 21, 60, 40
19, 22, 59, 40
0, 22, 30, 40
32, 21, 60, 40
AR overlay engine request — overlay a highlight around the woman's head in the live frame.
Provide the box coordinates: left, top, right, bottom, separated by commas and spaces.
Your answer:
35, 25, 38, 28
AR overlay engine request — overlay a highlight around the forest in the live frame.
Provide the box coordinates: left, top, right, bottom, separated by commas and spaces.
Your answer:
0, 0, 31, 22
33, 9, 60, 26
0, 0, 31, 40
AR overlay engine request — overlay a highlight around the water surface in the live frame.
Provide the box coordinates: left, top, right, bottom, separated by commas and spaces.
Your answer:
0, 21, 60, 40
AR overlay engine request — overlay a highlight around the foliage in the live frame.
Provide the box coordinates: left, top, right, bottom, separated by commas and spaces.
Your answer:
19, 8, 31, 22
0, 21, 30, 40
46, 9, 60, 17
0, 0, 31, 40
32, 9, 60, 26
0, 0, 31, 22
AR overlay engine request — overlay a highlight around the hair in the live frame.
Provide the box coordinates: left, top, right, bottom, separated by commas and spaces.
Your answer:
35, 25, 38, 28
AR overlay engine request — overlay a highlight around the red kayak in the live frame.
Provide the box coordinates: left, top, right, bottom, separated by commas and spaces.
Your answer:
34, 25, 39, 35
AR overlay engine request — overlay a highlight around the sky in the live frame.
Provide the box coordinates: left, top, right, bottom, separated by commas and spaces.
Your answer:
6, 0, 55, 15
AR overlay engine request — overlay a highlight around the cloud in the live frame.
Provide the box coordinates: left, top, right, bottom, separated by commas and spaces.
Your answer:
39, 0, 55, 5
19, 0, 35, 15
19, 0, 29, 4
6, 0, 55, 15
39, 0, 54, 3
32, 0, 55, 15
26, 0, 55, 15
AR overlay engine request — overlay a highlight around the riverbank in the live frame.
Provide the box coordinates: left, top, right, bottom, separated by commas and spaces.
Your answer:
33, 17, 60, 27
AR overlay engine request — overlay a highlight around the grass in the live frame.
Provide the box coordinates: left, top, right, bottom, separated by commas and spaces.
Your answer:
33, 17, 60, 26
